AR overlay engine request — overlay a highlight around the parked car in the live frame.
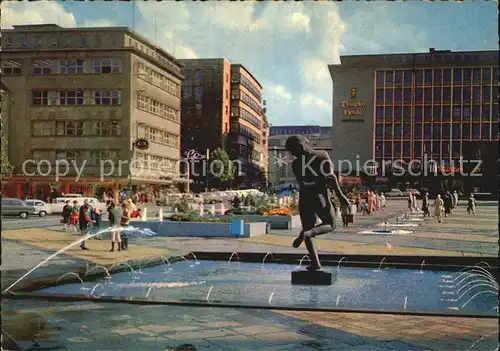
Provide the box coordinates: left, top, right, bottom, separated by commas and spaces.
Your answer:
385, 189, 405, 197
1, 198, 37, 218
24, 199, 52, 217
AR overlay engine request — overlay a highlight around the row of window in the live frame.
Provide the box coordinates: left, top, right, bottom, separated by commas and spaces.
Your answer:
135, 153, 177, 172
32, 90, 121, 106
231, 106, 261, 129
5, 34, 112, 50
375, 141, 479, 159
375, 122, 498, 140
231, 73, 262, 102
32, 150, 121, 164
142, 126, 179, 148
375, 105, 497, 123
2, 59, 122, 75
32, 120, 122, 137
376, 86, 496, 105
137, 93, 180, 123
235, 124, 261, 143
137, 62, 180, 97
128, 38, 181, 76
375, 67, 497, 87
232, 89, 262, 115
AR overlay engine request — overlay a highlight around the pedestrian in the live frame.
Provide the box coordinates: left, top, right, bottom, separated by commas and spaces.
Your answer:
61, 200, 72, 231
453, 190, 459, 208
69, 207, 79, 233
407, 193, 413, 213
341, 202, 350, 227
108, 201, 121, 252
411, 193, 419, 212
467, 194, 476, 215
444, 191, 453, 217
93, 207, 102, 231
375, 192, 381, 211
380, 192, 386, 210
422, 192, 430, 217
120, 202, 132, 250
79, 205, 93, 250
434, 194, 444, 223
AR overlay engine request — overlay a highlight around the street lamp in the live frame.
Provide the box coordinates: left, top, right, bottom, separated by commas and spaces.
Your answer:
129, 137, 150, 191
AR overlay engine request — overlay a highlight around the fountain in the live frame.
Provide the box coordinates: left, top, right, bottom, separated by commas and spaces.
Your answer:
89, 283, 104, 297
335, 295, 341, 306
297, 255, 310, 268
404, 296, 408, 309
261, 253, 275, 266
420, 260, 425, 273
205, 286, 213, 301
337, 257, 346, 271
268, 292, 275, 304
145, 286, 153, 299
228, 252, 240, 265
86, 265, 110, 277
56, 272, 84, 284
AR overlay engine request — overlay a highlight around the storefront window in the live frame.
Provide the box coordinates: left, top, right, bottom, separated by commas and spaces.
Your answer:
375, 141, 383, 158
376, 124, 383, 138
403, 142, 410, 156
482, 105, 491, 121
442, 87, 451, 102
385, 71, 394, 86
424, 123, 432, 139
403, 88, 411, 103
424, 107, 432, 121
394, 88, 403, 102
433, 69, 442, 85
385, 106, 393, 121
452, 106, 461, 121
442, 142, 450, 159
415, 88, 423, 103
462, 123, 471, 139
471, 106, 480, 121
433, 124, 441, 139
482, 68, 491, 85
403, 123, 411, 138
384, 142, 392, 156
403, 106, 411, 123
433, 88, 441, 103
442, 105, 451, 121
443, 69, 451, 85
424, 70, 433, 86
463, 107, 471, 121
442, 123, 450, 139
394, 124, 402, 137
452, 141, 461, 158
433, 106, 441, 122
472, 123, 480, 139
463, 87, 471, 103
423, 141, 431, 154
472, 87, 481, 103
482, 86, 491, 103
414, 123, 422, 138
376, 107, 384, 122
453, 87, 461, 104
453, 68, 462, 84
385, 89, 394, 103
394, 141, 402, 157
452, 123, 461, 139
394, 106, 402, 121
376, 89, 384, 104
414, 141, 422, 157
376, 71, 385, 87
415, 106, 423, 122
432, 141, 440, 154
395, 70, 403, 86
403, 70, 413, 86
482, 123, 490, 140
384, 124, 392, 138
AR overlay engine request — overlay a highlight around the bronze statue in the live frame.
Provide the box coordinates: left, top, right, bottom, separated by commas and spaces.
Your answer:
286, 135, 350, 271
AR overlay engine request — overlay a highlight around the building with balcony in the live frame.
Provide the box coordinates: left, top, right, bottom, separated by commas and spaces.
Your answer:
329, 49, 499, 196
267, 125, 332, 188
180, 59, 267, 190
1, 24, 185, 199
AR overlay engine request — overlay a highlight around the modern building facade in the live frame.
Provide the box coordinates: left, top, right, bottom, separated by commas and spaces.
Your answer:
180, 59, 268, 190
329, 49, 499, 195
1, 24, 185, 199
268, 125, 332, 188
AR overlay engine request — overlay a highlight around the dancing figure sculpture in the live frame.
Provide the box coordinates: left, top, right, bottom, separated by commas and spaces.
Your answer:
286, 135, 351, 271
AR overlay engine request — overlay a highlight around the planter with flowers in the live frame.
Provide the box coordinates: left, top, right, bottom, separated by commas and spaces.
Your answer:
224, 205, 300, 230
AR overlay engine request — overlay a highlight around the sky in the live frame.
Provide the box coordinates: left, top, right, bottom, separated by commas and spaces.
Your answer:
1, 1, 498, 126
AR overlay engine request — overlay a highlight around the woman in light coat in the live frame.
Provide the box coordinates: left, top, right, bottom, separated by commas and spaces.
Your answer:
434, 194, 444, 223
380, 193, 386, 210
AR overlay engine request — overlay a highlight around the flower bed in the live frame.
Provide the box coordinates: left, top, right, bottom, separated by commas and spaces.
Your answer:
262, 207, 293, 216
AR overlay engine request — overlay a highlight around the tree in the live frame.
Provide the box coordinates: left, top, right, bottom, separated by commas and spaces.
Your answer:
210, 148, 235, 188
257, 166, 267, 186
0, 136, 12, 181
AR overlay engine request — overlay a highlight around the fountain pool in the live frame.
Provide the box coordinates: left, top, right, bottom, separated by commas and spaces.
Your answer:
36, 260, 498, 316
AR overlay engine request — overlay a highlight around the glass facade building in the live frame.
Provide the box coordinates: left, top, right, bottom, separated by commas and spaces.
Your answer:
374, 66, 498, 164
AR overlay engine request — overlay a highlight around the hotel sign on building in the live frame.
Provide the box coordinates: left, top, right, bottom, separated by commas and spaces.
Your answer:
339, 100, 368, 116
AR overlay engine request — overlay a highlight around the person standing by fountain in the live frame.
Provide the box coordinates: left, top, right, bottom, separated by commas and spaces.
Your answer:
108, 201, 121, 252
285, 135, 351, 271
79, 205, 93, 250
452, 190, 459, 208
120, 201, 132, 250
380, 192, 386, 210
467, 194, 476, 215
61, 200, 72, 231
422, 192, 430, 217
434, 194, 444, 223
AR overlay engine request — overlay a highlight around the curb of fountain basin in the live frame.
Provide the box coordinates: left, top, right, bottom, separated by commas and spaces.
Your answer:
3, 254, 191, 293
191, 252, 499, 274
2, 291, 497, 319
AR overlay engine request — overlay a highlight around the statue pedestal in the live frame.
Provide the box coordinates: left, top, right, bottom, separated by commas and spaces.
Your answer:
291, 269, 336, 286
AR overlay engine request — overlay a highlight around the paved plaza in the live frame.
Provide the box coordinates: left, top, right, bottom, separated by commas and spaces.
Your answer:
1, 200, 498, 350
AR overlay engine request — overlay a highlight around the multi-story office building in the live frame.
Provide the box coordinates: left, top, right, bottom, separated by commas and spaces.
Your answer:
268, 125, 333, 188
1, 24, 185, 199
180, 59, 268, 190
329, 49, 498, 195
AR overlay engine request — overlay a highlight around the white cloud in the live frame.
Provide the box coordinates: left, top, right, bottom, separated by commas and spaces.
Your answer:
300, 93, 331, 111
82, 19, 118, 28
284, 12, 311, 32
273, 84, 293, 102
0, 1, 76, 29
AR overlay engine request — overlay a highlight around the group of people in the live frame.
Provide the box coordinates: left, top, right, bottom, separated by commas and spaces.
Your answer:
61, 197, 141, 252
420, 190, 476, 223
350, 191, 387, 216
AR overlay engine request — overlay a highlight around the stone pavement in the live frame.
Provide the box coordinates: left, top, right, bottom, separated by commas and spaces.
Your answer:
2, 299, 498, 351
1, 200, 499, 350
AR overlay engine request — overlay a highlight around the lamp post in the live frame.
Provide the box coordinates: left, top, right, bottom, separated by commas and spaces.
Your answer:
205, 148, 210, 191
129, 137, 150, 193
